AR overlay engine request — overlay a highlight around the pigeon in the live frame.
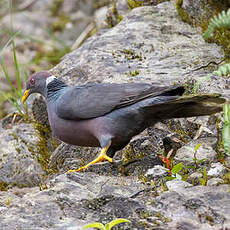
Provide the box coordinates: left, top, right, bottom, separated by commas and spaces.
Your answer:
22, 71, 225, 172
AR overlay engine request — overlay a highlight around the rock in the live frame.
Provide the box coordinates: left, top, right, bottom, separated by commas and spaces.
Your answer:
0, 123, 46, 187
225, 157, 230, 168
180, 0, 230, 26
207, 162, 227, 177
1, 1, 230, 229
0, 173, 150, 230
48, 1, 228, 176
189, 172, 203, 179
94, 6, 109, 29
145, 165, 168, 179
188, 172, 203, 185
154, 184, 230, 229
166, 179, 192, 192
162, 133, 183, 157
1, 173, 230, 229
175, 138, 217, 163
207, 178, 224, 186
51, 1, 226, 94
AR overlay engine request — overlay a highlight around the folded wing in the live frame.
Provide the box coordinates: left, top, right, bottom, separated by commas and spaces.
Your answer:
56, 83, 185, 120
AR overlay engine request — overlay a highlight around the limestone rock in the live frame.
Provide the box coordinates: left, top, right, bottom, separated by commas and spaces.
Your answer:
0, 123, 46, 187
207, 178, 224, 186
166, 179, 192, 192
145, 165, 168, 179
175, 139, 217, 163
207, 162, 227, 177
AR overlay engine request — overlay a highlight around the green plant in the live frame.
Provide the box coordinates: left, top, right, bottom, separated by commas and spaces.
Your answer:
129, 69, 140, 76
213, 63, 230, 77
165, 162, 184, 181
193, 143, 201, 168
203, 9, 230, 40
184, 144, 206, 169
0, 55, 25, 115
193, 75, 211, 94
0, 0, 27, 116
199, 167, 208, 186
82, 218, 131, 230
127, 0, 143, 9
222, 103, 230, 156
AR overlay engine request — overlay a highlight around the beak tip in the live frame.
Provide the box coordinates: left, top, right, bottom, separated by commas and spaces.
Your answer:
22, 89, 30, 104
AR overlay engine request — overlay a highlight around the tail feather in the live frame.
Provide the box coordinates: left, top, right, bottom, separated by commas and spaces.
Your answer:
144, 94, 226, 122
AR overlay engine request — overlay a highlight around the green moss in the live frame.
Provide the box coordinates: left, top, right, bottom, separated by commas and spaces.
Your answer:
122, 145, 136, 164
106, 2, 123, 28
167, 121, 190, 143
31, 122, 59, 174
175, 0, 192, 24
139, 210, 152, 219
51, 15, 71, 32
211, 28, 230, 61
119, 49, 143, 61
5, 197, 12, 206
129, 69, 140, 76
0, 181, 9, 191
49, 0, 64, 16
127, 0, 144, 9
223, 172, 230, 184
84, 195, 113, 210
176, 0, 230, 60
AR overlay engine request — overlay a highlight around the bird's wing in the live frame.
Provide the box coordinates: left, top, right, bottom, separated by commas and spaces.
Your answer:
56, 83, 184, 120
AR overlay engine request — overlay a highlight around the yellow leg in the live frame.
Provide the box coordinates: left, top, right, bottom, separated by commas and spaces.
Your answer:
67, 142, 112, 173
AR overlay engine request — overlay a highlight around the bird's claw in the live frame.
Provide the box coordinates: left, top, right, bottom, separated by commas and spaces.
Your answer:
66, 144, 113, 173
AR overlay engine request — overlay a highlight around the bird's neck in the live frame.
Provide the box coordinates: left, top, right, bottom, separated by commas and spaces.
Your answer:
46, 78, 67, 101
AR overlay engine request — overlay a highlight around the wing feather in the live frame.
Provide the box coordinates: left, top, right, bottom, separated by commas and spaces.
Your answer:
56, 83, 184, 120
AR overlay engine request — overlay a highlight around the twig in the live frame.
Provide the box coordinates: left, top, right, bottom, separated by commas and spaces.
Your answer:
185, 59, 226, 74
18, 0, 37, 11
129, 187, 154, 199
99, 178, 110, 194
71, 22, 96, 50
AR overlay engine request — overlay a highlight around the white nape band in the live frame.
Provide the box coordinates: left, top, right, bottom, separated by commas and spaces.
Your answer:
46, 75, 57, 86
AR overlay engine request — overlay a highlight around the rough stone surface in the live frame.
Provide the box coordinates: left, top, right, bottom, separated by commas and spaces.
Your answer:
0, 1, 230, 230
175, 139, 217, 163
154, 185, 230, 230
0, 174, 229, 230
0, 123, 45, 187
207, 178, 224, 186
188, 172, 203, 185
207, 162, 228, 177
51, 1, 229, 98
145, 165, 168, 179
0, 173, 148, 230
166, 179, 192, 192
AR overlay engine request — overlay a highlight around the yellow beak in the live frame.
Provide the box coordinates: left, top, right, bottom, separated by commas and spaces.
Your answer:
22, 89, 30, 103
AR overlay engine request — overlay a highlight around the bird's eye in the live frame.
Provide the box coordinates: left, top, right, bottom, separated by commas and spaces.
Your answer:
30, 78, 36, 85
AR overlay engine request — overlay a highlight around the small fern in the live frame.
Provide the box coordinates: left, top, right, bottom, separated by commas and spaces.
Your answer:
203, 9, 230, 39
213, 63, 230, 77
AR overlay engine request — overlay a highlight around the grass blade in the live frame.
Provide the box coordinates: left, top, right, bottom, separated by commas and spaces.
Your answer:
0, 57, 17, 93
223, 103, 230, 156
12, 39, 22, 97
82, 222, 105, 230
106, 218, 131, 229
0, 30, 21, 57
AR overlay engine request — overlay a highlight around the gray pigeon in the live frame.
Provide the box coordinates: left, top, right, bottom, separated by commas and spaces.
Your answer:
22, 71, 225, 172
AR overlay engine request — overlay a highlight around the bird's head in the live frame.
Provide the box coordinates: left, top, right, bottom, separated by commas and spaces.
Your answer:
22, 71, 54, 103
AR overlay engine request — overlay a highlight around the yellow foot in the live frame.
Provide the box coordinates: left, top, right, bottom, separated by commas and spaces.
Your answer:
66, 142, 112, 173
